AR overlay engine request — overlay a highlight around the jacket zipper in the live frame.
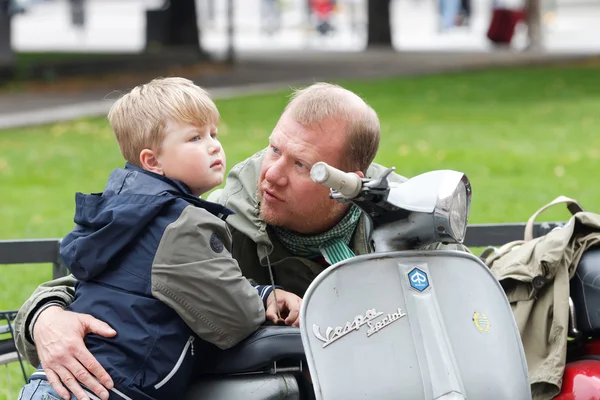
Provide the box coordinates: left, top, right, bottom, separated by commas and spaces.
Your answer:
154, 336, 195, 390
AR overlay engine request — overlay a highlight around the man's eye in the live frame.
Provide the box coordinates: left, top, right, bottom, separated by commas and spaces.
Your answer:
272, 146, 280, 154
296, 161, 305, 169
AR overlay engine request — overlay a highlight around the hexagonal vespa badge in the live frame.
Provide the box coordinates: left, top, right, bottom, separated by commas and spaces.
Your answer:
408, 267, 430, 292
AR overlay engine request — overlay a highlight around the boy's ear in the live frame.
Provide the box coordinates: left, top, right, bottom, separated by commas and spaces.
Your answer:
354, 171, 365, 179
139, 149, 163, 175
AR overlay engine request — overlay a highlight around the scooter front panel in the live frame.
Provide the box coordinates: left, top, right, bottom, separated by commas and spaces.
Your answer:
300, 250, 531, 400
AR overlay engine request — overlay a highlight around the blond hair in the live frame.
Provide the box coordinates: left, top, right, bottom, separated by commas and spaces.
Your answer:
108, 77, 219, 167
285, 82, 380, 173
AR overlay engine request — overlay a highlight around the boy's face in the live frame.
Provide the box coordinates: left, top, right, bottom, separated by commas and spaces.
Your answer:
156, 120, 225, 197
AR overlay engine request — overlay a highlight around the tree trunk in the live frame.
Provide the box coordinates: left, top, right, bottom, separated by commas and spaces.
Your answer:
367, 0, 393, 48
165, 0, 200, 47
145, 0, 203, 54
0, 0, 14, 83
525, 0, 543, 50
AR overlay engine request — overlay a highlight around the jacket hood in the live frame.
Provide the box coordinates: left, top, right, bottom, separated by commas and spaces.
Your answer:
215, 149, 408, 261
61, 163, 232, 280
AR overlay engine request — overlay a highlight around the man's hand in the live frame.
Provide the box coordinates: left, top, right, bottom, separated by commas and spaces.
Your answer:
266, 289, 302, 327
33, 306, 116, 400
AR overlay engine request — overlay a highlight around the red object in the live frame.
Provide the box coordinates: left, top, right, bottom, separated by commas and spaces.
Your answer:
583, 339, 600, 357
555, 360, 600, 399
486, 9, 526, 45
310, 0, 335, 19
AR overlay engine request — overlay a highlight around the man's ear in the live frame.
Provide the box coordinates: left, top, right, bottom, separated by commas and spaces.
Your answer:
139, 149, 163, 175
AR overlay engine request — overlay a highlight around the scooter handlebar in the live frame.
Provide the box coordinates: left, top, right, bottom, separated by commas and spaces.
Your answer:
310, 162, 362, 198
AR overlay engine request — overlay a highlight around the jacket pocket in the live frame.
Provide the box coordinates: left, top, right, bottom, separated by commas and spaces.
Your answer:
154, 335, 195, 390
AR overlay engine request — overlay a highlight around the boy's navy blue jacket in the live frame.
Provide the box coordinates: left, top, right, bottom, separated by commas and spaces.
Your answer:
30, 164, 274, 400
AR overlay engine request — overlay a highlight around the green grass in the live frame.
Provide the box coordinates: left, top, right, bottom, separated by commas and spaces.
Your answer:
1, 64, 599, 397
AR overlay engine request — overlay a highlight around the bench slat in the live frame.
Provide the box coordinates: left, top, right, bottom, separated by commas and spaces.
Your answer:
0, 239, 61, 265
0, 222, 569, 279
464, 222, 566, 247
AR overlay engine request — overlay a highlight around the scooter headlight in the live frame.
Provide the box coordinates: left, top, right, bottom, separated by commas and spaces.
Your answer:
434, 175, 472, 243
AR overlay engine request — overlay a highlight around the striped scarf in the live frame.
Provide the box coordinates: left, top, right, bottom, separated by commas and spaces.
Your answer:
272, 205, 362, 265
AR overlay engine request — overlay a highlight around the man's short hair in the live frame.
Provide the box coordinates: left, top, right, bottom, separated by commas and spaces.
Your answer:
108, 77, 219, 167
285, 82, 380, 173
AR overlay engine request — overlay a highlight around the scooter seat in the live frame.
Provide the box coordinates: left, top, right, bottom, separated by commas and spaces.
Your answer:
206, 326, 305, 375
570, 247, 600, 336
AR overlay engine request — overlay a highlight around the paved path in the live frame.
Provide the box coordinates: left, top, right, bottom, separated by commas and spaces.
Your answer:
0, 49, 593, 130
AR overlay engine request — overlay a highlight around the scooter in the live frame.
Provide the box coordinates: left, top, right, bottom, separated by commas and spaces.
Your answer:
185, 162, 533, 400
556, 249, 600, 399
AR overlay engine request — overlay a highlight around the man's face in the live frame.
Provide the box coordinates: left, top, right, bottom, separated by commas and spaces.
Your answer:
157, 120, 226, 197
258, 112, 349, 234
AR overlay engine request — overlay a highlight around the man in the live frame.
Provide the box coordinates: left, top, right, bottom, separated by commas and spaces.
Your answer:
212, 82, 405, 297
14, 82, 452, 399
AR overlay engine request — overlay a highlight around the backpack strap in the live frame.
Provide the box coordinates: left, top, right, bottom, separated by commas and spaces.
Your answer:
480, 196, 584, 267
524, 196, 584, 242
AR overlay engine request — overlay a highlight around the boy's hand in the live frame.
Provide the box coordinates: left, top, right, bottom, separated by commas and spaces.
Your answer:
266, 289, 302, 327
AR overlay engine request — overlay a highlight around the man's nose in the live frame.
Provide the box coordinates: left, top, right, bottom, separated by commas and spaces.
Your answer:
264, 159, 288, 187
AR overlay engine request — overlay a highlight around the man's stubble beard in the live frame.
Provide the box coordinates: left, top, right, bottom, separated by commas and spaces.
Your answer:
258, 193, 348, 234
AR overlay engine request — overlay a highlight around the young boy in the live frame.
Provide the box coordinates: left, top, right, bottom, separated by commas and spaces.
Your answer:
18, 77, 301, 400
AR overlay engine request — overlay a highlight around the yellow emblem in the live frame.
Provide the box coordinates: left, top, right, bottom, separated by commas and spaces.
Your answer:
473, 312, 490, 333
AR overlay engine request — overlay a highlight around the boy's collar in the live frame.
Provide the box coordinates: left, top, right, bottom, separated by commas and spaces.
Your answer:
124, 162, 195, 197
123, 162, 234, 218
